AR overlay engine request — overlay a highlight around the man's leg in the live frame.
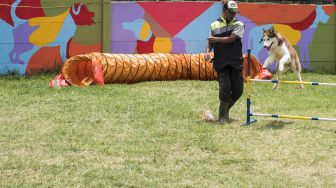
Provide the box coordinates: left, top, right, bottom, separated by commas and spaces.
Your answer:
218, 68, 231, 124
229, 68, 244, 110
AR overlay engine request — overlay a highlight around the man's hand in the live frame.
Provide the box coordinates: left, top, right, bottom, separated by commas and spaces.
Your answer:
205, 53, 211, 61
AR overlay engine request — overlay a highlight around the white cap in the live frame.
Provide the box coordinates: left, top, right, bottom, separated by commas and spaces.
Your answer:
225, 1, 239, 13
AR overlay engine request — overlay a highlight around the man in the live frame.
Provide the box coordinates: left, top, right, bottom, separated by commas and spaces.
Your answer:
205, 0, 245, 124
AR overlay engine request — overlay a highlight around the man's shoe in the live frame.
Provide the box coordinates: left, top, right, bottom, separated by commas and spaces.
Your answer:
218, 118, 228, 125
218, 101, 229, 125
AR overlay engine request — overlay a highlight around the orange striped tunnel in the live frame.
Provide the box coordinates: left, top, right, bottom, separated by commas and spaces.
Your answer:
60, 52, 270, 86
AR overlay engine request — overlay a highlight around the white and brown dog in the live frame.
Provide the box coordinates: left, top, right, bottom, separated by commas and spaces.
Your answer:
262, 27, 304, 89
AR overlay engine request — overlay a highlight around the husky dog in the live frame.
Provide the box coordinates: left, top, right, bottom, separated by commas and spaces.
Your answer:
262, 27, 304, 89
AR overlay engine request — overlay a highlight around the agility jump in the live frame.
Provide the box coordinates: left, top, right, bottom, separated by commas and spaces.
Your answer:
243, 49, 336, 126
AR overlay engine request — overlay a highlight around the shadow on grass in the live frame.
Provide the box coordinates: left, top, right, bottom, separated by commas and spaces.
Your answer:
257, 120, 293, 129
197, 117, 243, 126
292, 124, 336, 133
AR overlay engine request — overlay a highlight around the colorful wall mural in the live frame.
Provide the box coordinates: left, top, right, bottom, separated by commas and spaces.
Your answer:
0, 1, 335, 75
0, 0, 101, 75
111, 2, 335, 73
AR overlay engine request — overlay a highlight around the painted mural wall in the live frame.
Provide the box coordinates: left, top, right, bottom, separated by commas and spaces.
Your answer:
0, 0, 102, 75
0, 1, 335, 75
111, 2, 336, 73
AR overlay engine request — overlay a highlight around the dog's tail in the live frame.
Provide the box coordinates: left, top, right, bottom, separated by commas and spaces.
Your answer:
11, 0, 25, 28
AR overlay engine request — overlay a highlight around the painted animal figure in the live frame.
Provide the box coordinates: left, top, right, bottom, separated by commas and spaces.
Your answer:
8, 0, 94, 67
262, 27, 304, 89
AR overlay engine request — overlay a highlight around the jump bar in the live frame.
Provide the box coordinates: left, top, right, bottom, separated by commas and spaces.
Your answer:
251, 79, 336, 86
251, 113, 336, 121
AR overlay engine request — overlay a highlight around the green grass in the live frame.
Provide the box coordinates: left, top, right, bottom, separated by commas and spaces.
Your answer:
0, 72, 335, 187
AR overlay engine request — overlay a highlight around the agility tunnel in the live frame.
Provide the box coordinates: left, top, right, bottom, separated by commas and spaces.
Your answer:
242, 49, 336, 126
50, 52, 271, 87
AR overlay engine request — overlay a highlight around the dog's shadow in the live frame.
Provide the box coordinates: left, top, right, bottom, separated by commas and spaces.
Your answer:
257, 120, 293, 130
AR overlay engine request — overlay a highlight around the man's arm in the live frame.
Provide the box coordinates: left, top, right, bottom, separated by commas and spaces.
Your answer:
206, 42, 213, 54
205, 29, 214, 61
205, 42, 213, 61
208, 23, 244, 44
208, 32, 238, 44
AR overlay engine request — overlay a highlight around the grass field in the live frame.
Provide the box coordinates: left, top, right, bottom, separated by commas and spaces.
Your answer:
0, 72, 335, 187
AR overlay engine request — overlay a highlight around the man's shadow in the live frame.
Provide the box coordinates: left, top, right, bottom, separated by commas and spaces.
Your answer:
257, 120, 293, 130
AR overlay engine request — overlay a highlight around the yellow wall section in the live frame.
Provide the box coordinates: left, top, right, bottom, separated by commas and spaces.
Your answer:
273, 24, 301, 45
153, 37, 172, 52
139, 22, 151, 41
28, 9, 70, 47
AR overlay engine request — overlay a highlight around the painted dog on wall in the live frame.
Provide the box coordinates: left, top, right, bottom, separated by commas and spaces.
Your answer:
8, 0, 94, 67
248, 5, 329, 71
262, 27, 304, 89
